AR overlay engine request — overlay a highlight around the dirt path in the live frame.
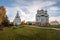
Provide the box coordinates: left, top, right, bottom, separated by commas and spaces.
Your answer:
29, 26, 60, 31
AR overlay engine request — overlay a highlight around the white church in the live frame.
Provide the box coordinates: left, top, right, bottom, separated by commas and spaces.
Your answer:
36, 9, 49, 26
13, 11, 21, 25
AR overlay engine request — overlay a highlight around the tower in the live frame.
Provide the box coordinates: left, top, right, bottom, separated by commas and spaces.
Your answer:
14, 11, 21, 25
36, 9, 49, 26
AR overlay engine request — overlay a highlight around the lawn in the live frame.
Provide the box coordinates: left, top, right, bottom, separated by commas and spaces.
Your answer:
0, 26, 60, 40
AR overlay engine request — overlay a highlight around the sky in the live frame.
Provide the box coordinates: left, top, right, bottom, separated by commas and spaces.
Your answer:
0, 0, 60, 23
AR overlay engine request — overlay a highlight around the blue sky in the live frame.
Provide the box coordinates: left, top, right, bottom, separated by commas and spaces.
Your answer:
0, 0, 60, 22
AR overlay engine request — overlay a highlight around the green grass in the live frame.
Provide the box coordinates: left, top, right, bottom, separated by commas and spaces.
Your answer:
0, 26, 60, 40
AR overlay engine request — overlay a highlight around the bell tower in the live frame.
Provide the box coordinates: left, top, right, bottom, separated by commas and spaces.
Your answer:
14, 11, 21, 26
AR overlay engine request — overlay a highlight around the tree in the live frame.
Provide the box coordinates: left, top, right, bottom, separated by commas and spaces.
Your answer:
2, 15, 9, 26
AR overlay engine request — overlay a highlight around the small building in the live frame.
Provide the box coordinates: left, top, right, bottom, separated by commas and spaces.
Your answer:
50, 20, 59, 25
36, 9, 49, 26
13, 11, 21, 25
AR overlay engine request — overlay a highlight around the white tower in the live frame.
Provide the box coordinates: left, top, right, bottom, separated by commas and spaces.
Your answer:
36, 9, 49, 26
14, 11, 21, 25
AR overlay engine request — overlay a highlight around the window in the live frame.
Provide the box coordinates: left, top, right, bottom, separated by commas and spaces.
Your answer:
41, 15, 44, 16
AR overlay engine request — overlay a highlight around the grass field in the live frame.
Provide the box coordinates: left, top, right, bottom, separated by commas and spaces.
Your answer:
0, 25, 60, 40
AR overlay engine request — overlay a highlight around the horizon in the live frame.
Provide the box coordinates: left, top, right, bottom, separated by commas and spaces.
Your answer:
0, 0, 60, 23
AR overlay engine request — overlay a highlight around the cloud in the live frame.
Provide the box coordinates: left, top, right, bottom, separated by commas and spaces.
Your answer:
47, 6, 60, 17
26, 1, 56, 12
5, 0, 60, 22
48, 6, 60, 12
6, 6, 26, 21
6, 6, 35, 22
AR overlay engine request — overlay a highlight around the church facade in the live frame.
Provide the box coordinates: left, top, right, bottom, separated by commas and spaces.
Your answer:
14, 11, 21, 25
36, 9, 49, 26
